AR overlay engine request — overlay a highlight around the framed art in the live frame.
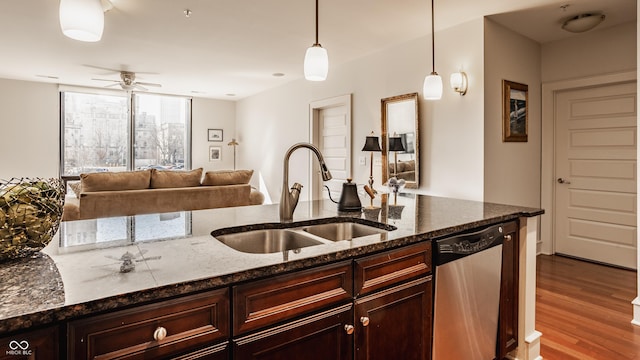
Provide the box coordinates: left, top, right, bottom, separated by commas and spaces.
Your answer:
208, 129, 223, 142
209, 146, 221, 161
502, 80, 528, 142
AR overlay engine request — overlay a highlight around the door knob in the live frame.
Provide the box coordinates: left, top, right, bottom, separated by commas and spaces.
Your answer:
557, 178, 571, 184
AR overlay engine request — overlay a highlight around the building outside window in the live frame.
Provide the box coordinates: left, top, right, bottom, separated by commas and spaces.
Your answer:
60, 91, 191, 177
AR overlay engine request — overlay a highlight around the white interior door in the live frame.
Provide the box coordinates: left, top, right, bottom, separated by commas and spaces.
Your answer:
554, 80, 637, 269
310, 95, 351, 207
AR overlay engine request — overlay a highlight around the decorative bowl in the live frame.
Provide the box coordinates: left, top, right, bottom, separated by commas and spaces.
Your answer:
0, 178, 65, 262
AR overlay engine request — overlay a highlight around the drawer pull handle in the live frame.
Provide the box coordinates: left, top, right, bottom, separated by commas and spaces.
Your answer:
153, 326, 167, 341
360, 316, 370, 327
504, 235, 512, 242
344, 324, 354, 335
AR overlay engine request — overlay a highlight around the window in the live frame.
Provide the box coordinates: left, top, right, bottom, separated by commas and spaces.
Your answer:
61, 91, 191, 177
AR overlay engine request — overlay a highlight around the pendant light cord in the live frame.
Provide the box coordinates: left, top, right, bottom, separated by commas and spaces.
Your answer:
315, 0, 319, 45
431, 0, 435, 74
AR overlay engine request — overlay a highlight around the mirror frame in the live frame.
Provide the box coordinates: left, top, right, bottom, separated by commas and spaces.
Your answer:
381, 92, 419, 189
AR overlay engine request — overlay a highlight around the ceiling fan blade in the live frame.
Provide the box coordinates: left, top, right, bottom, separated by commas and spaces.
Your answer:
104, 83, 122, 88
92, 78, 120, 83
136, 82, 161, 88
134, 84, 148, 91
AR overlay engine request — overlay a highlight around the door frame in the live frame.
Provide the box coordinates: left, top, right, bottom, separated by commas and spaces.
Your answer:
309, 94, 352, 200
540, 70, 636, 256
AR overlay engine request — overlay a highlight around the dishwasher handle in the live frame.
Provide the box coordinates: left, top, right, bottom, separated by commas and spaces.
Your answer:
434, 223, 504, 266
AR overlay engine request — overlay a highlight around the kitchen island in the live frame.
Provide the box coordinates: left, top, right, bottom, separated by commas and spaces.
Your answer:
0, 194, 543, 359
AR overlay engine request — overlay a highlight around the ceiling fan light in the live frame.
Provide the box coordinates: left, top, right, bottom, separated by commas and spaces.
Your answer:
304, 45, 329, 81
423, 72, 443, 100
59, 0, 104, 42
562, 13, 605, 33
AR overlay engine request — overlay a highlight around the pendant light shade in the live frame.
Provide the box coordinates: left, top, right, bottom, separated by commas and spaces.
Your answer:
304, 45, 329, 81
423, 73, 443, 100
59, 0, 104, 42
304, 0, 328, 81
423, 0, 442, 100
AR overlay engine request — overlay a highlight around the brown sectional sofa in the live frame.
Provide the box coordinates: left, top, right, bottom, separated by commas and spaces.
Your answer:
62, 168, 264, 221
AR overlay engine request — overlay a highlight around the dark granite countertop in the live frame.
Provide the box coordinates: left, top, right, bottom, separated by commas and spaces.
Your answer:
0, 194, 543, 334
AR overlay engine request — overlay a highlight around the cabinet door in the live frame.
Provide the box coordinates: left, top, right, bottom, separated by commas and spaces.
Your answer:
233, 304, 352, 360
355, 277, 432, 360
0, 326, 58, 360
498, 221, 519, 359
68, 288, 229, 360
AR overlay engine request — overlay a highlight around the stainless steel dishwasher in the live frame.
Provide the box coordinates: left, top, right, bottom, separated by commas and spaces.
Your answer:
432, 223, 505, 360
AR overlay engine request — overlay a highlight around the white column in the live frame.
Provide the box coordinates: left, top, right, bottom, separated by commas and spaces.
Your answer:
511, 216, 543, 360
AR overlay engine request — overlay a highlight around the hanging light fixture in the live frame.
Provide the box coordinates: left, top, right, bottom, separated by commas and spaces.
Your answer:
304, 0, 329, 81
422, 0, 442, 100
59, 0, 105, 42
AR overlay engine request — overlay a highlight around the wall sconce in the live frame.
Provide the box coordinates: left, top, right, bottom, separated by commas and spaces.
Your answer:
450, 72, 468, 95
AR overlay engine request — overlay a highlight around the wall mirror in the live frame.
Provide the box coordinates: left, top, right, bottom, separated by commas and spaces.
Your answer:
381, 92, 419, 189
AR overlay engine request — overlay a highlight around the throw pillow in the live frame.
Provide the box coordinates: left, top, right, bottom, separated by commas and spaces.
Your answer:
80, 170, 151, 192
150, 168, 203, 189
202, 170, 254, 186
68, 181, 82, 198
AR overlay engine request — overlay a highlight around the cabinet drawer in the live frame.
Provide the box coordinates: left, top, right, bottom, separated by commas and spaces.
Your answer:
354, 241, 431, 297
233, 261, 352, 335
68, 288, 229, 360
0, 325, 59, 360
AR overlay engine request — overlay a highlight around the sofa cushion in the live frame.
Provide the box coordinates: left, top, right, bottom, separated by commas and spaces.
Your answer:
80, 170, 151, 192
68, 181, 82, 198
202, 170, 253, 186
151, 168, 202, 189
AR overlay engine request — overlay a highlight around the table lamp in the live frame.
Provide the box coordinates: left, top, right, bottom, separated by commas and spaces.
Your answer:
388, 132, 406, 177
362, 131, 381, 192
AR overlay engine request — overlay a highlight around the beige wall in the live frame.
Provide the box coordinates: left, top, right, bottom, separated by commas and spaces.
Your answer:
0, 79, 235, 180
237, 19, 486, 203
0, 78, 59, 180
483, 19, 542, 208
542, 21, 636, 83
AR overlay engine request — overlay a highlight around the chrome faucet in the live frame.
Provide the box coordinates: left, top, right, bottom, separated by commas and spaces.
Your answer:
280, 142, 332, 222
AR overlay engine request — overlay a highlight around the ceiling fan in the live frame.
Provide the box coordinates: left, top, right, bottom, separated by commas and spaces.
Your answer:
92, 71, 161, 91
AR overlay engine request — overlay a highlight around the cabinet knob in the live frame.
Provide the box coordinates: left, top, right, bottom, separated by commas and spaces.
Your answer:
504, 234, 512, 242
153, 326, 167, 341
360, 316, 370, 327
344, 324, 354, 335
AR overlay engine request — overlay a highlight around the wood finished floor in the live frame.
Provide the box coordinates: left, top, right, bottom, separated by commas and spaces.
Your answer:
536, 255, 640, 360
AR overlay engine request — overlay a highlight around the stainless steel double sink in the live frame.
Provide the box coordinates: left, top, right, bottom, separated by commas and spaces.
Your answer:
211, 220, 396, 254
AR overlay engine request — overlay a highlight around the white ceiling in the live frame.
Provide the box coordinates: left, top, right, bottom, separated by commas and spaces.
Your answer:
0, 0, 635, 100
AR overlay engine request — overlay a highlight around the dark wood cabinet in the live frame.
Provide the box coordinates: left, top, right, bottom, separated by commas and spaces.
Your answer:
354, 277, 433, 360
68, 288, 230, 360
233, 304, 353, 360
498, 221, 519, 359
0, 325, 59, 360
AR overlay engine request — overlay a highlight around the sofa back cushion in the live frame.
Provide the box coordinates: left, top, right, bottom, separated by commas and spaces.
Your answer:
202, 170, 253, 186
80, 170, 151, 192
150, 168, 203, 189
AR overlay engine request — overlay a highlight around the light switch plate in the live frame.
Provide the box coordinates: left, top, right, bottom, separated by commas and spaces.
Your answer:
358, 156, 366, 166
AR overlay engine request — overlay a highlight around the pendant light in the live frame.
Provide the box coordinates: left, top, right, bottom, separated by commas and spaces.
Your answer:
304, 0, 329, 81
422, 0, 442, 100
59, 0, 104, 42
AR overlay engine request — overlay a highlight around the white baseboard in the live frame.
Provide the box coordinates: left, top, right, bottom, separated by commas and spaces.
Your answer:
632, 297, 640, 326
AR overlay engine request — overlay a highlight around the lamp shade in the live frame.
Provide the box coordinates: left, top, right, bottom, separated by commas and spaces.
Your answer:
388, 136, 405, 152
304, 45, 329, 81
423, 72, 443, 100
59, 0, 104, 42
362, 135, 382, 152
450, 72, 468, 95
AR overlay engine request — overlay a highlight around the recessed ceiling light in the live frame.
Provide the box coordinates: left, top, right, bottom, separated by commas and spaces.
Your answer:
36, 75, 59, 79
226, 93, 236, 97
272, 73, 285, 77
191, 90, 205, 94
184, 9, 192, 18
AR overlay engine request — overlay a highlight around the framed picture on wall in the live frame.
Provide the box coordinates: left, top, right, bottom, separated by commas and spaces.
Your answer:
209, 146, 221, 161
502, 80, 528, 142
208, 129, 223, 142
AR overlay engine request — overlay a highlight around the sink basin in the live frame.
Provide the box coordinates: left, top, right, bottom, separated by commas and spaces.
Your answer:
214, 229, 324, 254
300, 222, 388, 242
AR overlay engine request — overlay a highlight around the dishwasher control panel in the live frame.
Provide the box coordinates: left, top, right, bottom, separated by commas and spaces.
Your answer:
434, 224, 504, 265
